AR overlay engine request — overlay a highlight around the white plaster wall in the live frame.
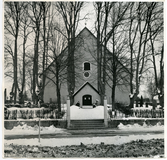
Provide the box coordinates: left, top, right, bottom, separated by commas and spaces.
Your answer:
44, 77, 57, 103
44, 28, 130, 105
75, 28, 98, 91
105, 84, 130, 105
74, 84, 101, 106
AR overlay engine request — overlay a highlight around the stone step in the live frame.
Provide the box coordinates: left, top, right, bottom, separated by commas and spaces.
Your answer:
69, 119, 106, 130
70, 126, 106, 130
71, 119, 104, 123
72, 123, 104, 127
81, 106, 93, 109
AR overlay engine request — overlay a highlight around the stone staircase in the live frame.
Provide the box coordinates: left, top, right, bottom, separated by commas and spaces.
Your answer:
69, 119, 106, 130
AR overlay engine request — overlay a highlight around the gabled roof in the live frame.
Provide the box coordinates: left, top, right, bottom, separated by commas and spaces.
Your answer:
73, 81, 99, 97
45, 27, 130, 75
77, 27, 96, 40
44, 27, 94, 73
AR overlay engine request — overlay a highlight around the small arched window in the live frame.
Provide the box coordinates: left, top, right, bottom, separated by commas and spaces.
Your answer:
84, 62, 90, 71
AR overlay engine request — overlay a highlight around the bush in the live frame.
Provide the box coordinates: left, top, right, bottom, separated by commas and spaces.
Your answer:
41, 103, 49, 108
4, 109, 10, 120
20, 110, 27, 119
49, 115, 54, 119
59, 110, 65, 118
108, 109, 113, 118
28, 110, 33, 119
115, 103, 132, 116
35, 110, 40, 118
49, 103, 58, 110
31, 104, 38, 108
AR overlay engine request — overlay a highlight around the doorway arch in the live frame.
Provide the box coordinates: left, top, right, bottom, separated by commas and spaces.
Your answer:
82, 94, 92, 105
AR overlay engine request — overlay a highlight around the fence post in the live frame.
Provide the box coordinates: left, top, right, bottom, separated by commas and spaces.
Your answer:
67, 96, 71, 128
104, 96, 108, 127
4, 88, 6, 104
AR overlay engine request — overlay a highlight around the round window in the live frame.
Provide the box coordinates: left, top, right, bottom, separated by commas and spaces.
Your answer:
84, 72, 90, 78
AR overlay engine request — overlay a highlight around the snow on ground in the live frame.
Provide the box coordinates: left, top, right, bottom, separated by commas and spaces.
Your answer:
133, 104, 153, 110
4, 133, 164, 147
70, 105, 105, 119
4, 123, 69, 136
4, 121, 164, 136
118, 122, 164, 131
4, 118, 164, 148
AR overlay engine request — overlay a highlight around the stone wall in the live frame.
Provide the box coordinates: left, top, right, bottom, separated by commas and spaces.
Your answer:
4, 120, 67, 130
4, 118, 164, 130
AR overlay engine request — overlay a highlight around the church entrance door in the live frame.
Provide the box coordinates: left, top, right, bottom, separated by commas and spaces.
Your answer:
83, 95, 92, 105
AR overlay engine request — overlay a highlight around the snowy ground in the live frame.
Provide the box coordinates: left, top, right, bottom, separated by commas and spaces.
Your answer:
4, 121, 164, 136
132, 104, 162, 110
70, 105, 105, 119
4, 124, 69, 136
4, 105, 164, 149
4, 119, 164, 148
4, 105, 164, 136
118, 122, 164, 131
4, 133, 164, 147
133, 104, 153, 110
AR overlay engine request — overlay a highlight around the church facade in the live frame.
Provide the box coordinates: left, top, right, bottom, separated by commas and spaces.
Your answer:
44, 27, 130, 106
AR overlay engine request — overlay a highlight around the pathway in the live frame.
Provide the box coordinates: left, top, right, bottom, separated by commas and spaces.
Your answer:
4, 133, 164, 147
70, 105, 105, 120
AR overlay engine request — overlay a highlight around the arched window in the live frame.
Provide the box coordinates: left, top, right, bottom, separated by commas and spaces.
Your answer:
84, 62, 90, 71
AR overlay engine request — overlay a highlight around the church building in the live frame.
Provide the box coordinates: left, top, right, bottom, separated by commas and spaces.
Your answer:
44, 27, 130, 106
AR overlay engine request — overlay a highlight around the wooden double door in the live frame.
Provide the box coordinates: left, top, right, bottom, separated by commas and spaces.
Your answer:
82, 94, 92, 105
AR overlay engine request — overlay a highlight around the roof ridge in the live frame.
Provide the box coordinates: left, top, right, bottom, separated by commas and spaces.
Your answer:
73, 81, 99, 97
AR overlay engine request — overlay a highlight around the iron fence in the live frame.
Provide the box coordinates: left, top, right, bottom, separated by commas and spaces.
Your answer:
108, 109, 164, 119
4, 107, 164, 120
4, 109, 66, 120
132, 109, 164, 118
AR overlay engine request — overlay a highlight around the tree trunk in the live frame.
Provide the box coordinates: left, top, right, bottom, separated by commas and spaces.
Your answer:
96, 3, 102, 100
33, 28, 40, 104
14, 31, 18, 104
67, 33, 75, 105
41, 2, 46, 102
56, 58, 61, 115
33, 36, 37, 104
21, 29, 26, 104
159, 45, 164, 108
129, 92, 137, 108
112, 83, 116, 111
4, 88, 7, 103
112, 9, 116, 111
56, 2, 83, 106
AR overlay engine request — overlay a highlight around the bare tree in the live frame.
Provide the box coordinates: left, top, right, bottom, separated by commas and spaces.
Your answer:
39, 2, 51, 102
147, 2, 163, 107
94, 2, 103, 103
109, 3, 129, 110
43, 5, 68, 113
18, 3, 33, 104
94, 2, 113, 104
28, 2, 44, 104
128, 2, 163, 108
46, 26, 67, 114
4, 2, 24, 104
94, 2, 130, 108
147, 74, 157, 101
55, 2, 84, 105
